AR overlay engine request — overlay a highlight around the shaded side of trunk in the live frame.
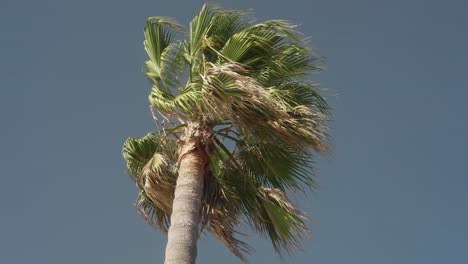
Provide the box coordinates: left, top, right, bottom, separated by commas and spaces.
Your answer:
164, 138, 205, 264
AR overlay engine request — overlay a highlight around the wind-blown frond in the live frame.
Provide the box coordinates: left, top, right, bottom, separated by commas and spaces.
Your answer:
201, 62, 329, 151
200, 172, 254, 262
267, 81, 328, 110
189, 4, 219, 56
158, 42, 188, 88
140, 150, 176, 213
137, 191, 171, 232
252, 188, 310, 255
206, 9, 250, 50
148, 84, 202, 115
123, 133, 158, 181
211, 127, 316, 256
237, 140, 318, 191
144, 17, 185, 66
144, 17, 186, 93
220, 20, 299, 64
123, 132, 178, 232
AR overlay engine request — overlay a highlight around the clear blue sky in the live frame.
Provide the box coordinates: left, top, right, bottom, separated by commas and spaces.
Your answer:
3, 0, 467, 263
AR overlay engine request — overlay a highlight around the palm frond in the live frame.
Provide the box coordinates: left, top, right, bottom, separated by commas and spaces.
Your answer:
159, 42, 188, 89
148, 83, 202, 115
255, 45, 320, 85
144, 17, 185, 67
140, 151, 176, 213
237, 140, 318, 191
200, 171, 254, 262
210, 137, 259, 223
200, 62, 329, 151
252, 188, 310, 255
144, 17, 187, 98
137, 191, 171, 233
189, 4, 219, 56
148, 85, 177, 113
123, 133, 158, 180
123, 132, 178, 231
220, 20, 300, 65
206, 9, 250, 50
267, 81, 329, 111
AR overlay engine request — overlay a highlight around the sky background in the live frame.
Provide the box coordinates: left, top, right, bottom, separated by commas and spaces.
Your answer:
2, 0, 467, 263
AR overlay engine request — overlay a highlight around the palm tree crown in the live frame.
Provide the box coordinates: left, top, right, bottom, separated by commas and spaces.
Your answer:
123, 4, 330, 262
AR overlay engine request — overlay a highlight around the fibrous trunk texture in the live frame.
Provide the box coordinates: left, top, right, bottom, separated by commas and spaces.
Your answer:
164, 124, 206, 264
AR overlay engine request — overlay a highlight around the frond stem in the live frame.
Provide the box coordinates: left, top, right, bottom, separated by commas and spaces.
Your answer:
213, 136, 243, 173
149, 105, 161, 130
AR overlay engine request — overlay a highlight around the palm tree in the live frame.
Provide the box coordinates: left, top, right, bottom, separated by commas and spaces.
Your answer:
123, 4, 330, 264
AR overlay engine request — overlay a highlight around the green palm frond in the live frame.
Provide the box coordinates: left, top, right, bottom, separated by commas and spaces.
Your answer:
144, 17, 185, 67
157, 42, 187, 89
123, 132, 178, 232
148, 84, 202, 115
148, 85, 176, 113
267, 81, 328, 110
237, 140, 318, 191
220, 20, 299, 65
123, 133, 158, 181
255, 45, 320, 85
189, 4, 217, 56
206, 9, 250, 49
210, 136, 256, 212
211, 128, 316, 257
200, 172, 254, 262
144, 19, 187, 100
252, 188, 310, 255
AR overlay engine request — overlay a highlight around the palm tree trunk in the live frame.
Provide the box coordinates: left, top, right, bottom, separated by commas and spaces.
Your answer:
164, 138, 205, 264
